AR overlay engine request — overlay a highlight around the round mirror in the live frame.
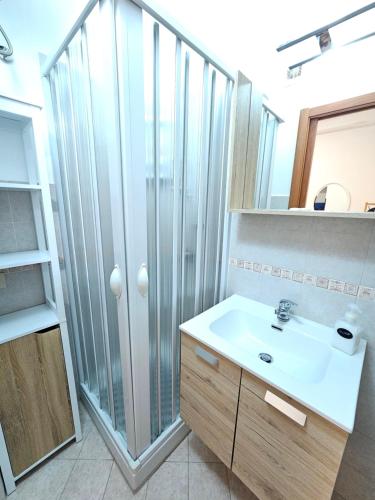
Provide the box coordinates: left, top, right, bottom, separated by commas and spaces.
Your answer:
313, 183, 351, 211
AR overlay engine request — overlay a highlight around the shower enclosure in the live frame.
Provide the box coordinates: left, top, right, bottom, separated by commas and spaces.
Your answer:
45, 0, 233, 486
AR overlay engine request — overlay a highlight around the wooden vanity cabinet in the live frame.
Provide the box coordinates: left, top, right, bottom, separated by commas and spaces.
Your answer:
233, 371, 348, 500
180, 332, 241, 467
180, 333, 349, 500
0, 327, 74, 476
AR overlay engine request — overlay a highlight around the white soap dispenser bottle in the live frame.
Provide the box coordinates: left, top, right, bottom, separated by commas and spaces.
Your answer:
332, 303, 363, 355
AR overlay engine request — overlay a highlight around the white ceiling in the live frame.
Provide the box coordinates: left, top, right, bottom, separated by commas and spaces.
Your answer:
0, 0, 370, 64
151, 0, 371, 85
0, 0, 372, 100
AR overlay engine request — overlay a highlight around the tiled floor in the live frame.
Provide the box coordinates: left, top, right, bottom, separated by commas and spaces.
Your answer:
0, 403, 256, 500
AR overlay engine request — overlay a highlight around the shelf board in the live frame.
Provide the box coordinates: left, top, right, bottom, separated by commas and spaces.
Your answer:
0, 304, 59, 345
0, 182, 42, 191
0, 250, 51, 270
230, 208, 375, 219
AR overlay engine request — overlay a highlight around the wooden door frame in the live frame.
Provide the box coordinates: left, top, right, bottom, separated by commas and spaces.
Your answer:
289, 92, 375, 208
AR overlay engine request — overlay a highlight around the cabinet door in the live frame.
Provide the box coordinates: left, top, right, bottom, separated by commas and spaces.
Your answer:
0, 328, 74, 476
232, 371, 348, 500
180, 333, 241, 467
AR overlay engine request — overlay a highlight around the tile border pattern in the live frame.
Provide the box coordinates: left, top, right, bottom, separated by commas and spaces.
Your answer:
229, 257, 375, 301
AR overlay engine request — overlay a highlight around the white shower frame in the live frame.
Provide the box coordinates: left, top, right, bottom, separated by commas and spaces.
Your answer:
42, 0, 234, 489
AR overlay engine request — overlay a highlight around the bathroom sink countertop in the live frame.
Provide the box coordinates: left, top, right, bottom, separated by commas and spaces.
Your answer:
180, 294, 367, 433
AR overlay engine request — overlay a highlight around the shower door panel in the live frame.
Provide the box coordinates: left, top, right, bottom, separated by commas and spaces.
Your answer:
86, 0, 151, 458
84, 3, 131, 443
115, 0, 151, 457
49, 0, 151, 460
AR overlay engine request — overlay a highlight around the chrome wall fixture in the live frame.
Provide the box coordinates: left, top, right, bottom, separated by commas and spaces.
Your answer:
0, 24, 13, 58
277, 2, 375, 70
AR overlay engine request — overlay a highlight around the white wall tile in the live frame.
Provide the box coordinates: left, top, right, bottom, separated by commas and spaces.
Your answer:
226, 267, 263, 302
362, 227, 375, 287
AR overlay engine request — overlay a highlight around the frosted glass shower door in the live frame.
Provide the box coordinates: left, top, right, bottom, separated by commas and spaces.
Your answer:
48, 0, 232, 466
48, 0, 151, 460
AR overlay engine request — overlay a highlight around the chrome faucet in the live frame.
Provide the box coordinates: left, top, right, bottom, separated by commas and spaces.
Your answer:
275, 299, 297, 322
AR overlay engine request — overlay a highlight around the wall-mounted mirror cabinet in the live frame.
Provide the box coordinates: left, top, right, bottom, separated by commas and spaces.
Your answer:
229, 71, 375, 217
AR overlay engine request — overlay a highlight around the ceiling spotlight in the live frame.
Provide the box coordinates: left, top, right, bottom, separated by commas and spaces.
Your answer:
318, 30, 332, 53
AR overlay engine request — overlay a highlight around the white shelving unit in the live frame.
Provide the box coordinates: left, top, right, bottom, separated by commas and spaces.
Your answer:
0, 250, 51, 270
0, 182, 42, 191
0, 96, 81, 495
0, 304, 59, 345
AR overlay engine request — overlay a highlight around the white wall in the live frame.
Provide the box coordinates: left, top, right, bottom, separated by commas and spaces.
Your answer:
0, 0, 87, 106
0, 116, 28, 182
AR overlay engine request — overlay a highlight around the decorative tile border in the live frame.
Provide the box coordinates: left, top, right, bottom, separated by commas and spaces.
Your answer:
229, 257, 375, 301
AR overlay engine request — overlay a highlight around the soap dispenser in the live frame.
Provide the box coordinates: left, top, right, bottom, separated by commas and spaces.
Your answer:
332, 303, 363, 355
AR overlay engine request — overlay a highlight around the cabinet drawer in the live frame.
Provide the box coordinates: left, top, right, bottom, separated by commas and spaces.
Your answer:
180, 333, 241, 467
0, 327, 74, 476
233, 370, 348, 500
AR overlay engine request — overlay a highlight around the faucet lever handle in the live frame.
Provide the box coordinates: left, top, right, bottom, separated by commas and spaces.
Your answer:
280, 299, 297, 308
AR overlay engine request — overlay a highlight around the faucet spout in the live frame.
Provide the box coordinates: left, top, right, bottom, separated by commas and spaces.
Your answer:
275, 299, 297, 322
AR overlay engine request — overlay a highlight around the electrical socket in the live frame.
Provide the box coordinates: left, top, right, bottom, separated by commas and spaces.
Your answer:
0, 273, 6, 289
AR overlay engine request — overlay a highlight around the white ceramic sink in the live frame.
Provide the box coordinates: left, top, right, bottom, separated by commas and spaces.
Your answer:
210, 309, 332, 383
180, 294, 366, 432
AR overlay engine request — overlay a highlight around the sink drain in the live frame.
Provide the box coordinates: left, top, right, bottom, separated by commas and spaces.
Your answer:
258, 352, 273, 363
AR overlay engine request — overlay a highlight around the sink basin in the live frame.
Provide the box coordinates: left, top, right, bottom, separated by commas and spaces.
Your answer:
210, 309, 332, 383
180, 294, 366, 432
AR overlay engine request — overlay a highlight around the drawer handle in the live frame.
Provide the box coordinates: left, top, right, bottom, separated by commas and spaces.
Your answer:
195, 346, 218, 367
264, 390, 307, 427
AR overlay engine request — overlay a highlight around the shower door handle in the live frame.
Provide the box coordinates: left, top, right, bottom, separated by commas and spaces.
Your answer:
110, 265, 122, 299
137, 263, 148, 297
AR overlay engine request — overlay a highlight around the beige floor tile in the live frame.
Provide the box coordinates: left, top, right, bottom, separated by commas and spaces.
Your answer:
79, 402, 96, 438
60, 459, 113, 500
166, 436, 189, 462
228, 470, 257, 500
103, 463, 147, 500
188, 433, 221, 463
10, 459, 74, 500
189, 462, 230, 500
146, 462, 188, 500
79, 426, 113, 460
341, 430, 375, 479
332, 491, 346, 500
55, 438, 84, 460
335, 461, 375, 500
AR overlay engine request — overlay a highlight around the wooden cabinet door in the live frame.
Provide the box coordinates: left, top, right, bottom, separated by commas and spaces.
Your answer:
0, 328, 74, 476
232, 370, 348, 500
180, 333, 241, 467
